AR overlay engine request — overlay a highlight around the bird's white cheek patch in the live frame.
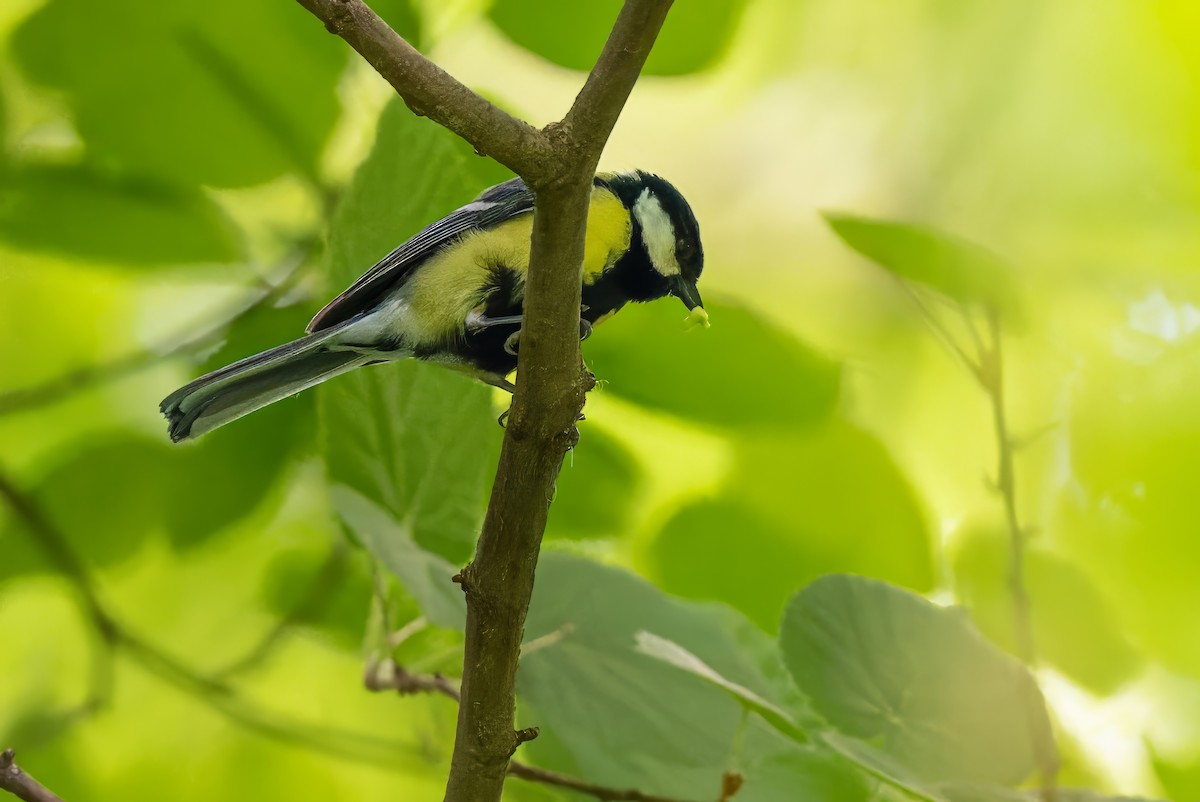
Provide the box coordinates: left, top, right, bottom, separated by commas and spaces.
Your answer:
633, 189, 680, 276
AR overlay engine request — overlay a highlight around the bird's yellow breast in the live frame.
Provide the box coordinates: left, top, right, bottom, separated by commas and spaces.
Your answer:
397, 186, 631, 342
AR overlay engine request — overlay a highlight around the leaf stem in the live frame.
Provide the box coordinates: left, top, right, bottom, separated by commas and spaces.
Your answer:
977, 306, 1059, 802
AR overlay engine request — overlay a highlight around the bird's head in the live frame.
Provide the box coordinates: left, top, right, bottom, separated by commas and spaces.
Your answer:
627, 172, 706, 318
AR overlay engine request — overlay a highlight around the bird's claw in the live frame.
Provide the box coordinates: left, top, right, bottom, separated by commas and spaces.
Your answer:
504, 331, 521, 356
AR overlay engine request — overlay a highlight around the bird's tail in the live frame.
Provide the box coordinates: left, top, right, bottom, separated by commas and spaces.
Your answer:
160, 324, 369, 442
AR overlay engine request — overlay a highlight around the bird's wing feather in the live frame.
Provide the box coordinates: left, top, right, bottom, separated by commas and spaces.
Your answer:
307, 177, 534, 332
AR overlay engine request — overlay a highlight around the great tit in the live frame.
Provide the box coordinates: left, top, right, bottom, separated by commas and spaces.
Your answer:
160, 170, 705, 442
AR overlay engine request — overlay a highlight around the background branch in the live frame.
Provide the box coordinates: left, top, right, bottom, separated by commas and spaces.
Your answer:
976, 307, 1059, 801
0, 750, 62, 802
0, 468, 419, 773
0, 255, 309, 417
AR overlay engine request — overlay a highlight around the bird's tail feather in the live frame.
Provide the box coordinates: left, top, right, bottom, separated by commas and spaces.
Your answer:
161, 326, 369, 442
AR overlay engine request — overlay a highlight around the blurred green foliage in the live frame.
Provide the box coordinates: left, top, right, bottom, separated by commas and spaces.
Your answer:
0, 0, 1196, 800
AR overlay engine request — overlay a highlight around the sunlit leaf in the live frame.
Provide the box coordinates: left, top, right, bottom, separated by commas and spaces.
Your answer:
330, 486, 465, 630
1055, 338, 1200, 675
824, 214, 1015, 309
518, 552, 788, 799
0, 165, 239, 265
488, 0, 747, 76
649, 419, 933, 630
1148, 740, 1200, 802
585, 299, 840, 429
13, 0, 346, 187
781, 574, 1053, 786
951, 523, 1142, 695
546, 427, 640, 540
320, 99, 510, 563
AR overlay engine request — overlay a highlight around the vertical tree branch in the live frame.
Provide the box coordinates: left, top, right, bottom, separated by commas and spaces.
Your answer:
293, 2, 673, 799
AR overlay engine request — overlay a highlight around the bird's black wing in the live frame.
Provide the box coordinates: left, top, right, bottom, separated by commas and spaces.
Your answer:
307, 177, 534, 332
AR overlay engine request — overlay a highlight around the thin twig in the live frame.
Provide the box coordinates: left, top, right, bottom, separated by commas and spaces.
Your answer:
977, 306, 1059, 802
365, 658, 460, 702
508, 763, 737, 802
0, 750, 63, 802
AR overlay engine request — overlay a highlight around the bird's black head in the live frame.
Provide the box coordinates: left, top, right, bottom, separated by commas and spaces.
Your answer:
605, 171, 705, 312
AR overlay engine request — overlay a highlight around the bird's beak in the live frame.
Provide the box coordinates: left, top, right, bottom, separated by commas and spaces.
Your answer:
671, 276, 704, 311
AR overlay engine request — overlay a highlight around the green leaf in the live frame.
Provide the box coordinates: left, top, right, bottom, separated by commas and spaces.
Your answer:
546, 427, 640, 540
781, 574, 1053, 786
585, 298, 841, 429
735, 742, 873, 802
5, 436, 170, 569
329, 486, 465, 630
820, 731, 947, 802
824, 214, 1015, 309
1149, 740, 1200, 802
488, 0, 747, 75
13, 0, 346, 187
1053, 340, 1200, 676
518, 552, 788, 799
320, 98, 510, 563
937, 789, 1165, 802
259, 544, 374, 649
0, 165, 240, 265
951, 524, 1142, 695
649, 419, 933, 630
634, 630, 807, 742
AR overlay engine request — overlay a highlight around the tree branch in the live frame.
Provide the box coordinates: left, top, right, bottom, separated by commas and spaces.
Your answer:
294, 2, 672, 798
0, 751, 62, 802
562, 0, 675, 161
292, 0, 553, 181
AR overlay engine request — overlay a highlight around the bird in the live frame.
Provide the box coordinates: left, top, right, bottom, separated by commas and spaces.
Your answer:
160, 170, 706, 442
